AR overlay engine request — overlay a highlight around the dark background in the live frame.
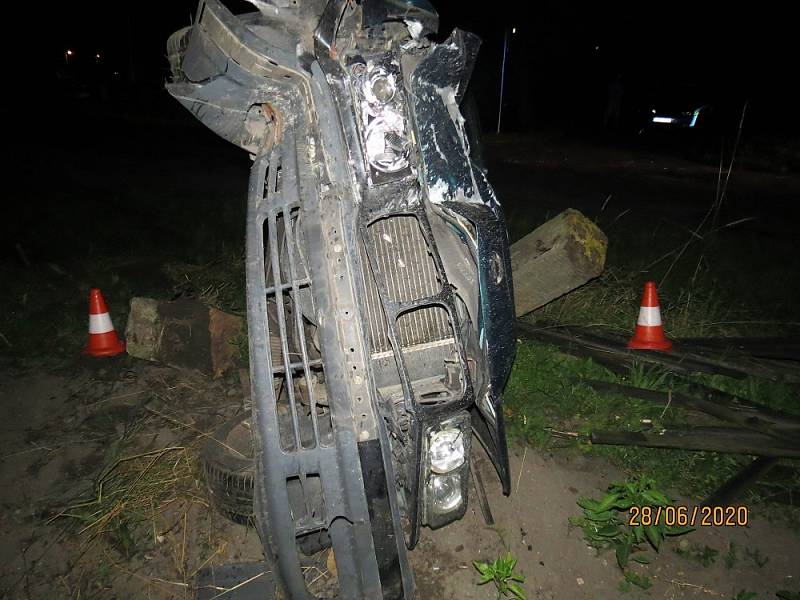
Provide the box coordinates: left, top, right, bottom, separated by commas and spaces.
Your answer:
37, 0, 797, 136
7, 0, 797, 275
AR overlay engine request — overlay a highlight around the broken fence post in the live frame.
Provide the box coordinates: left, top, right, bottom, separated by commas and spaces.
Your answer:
510, 208, 607, 317
125, 297, 245, 377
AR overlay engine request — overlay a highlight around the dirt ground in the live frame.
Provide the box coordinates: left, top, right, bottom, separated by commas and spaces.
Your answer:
0, 354, 797, 599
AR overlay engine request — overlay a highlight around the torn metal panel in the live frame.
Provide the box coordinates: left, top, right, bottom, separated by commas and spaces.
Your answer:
409, 29, 484, 206
167, 78, 275, 153
361, 0, 439, 38
166, 0, 316, 154
407, 29, 515, 491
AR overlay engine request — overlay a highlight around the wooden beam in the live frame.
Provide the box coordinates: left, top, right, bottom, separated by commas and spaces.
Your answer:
702, 457, 778, 506
577, 379, 800, 443
590, 427, 800, 458
510, 209, 607, 317
679, 337, 800, 361
515, 320, 800, 383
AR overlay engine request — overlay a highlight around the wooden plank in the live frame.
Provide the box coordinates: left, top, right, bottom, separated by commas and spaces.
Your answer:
702, 457, 778, 506
749, 464, 800, 506
514, 321, 745, 379
679, 337, 800, 361
515, 320, 800, 382
590, 427, 800, 458
683, 381, 800, 432
675, 341, 800, 382
577, 379, 800, 442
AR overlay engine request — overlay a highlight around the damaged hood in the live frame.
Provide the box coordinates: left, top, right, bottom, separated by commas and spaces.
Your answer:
409, 29, 500, 214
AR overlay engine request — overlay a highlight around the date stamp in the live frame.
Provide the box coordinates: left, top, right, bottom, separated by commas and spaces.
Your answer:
628, 505, 748, 527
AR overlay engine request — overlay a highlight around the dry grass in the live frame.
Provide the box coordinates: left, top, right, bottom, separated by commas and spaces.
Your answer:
40, 386, 239, 599
161, 251, 246, 316
532, 261, 796, 339
50, 441, 205, 555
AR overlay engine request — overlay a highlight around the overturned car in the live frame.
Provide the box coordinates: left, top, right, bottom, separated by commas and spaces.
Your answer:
167, 0, 515, 597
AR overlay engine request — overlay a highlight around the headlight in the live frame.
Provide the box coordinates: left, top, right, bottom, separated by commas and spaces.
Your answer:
364, 111, 409, 173
429, 428, 466, 473
689, 107, 702, 128
363, 68, 397, 105
422, 412, 471, 528
353, 59, 411, 178
428, 472, 463, 513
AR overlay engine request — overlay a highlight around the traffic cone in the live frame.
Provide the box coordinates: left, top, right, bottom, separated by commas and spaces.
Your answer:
628, 281, 672, 352
83, 288, 126, 357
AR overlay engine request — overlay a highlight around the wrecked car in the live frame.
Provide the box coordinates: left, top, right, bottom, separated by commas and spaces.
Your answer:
167, 0, 515, 597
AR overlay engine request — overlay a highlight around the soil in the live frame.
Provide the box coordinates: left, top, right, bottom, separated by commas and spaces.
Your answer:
413, 450, 799, 599
1, 356, 797, 599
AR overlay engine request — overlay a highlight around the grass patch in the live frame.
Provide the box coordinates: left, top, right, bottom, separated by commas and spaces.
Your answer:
534, 264, 795, 339
162, 246, 247, 315
673, 542, 719, 567
504, 341, 693, 448
504, 338, 800, 508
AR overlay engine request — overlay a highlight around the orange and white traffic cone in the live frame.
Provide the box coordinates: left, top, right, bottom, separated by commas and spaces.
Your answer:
628, 281, 672, 352
83, 288, 126, 357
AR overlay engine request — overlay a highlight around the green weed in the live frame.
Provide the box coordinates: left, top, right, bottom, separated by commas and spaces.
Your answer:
724, 542, 739, 569
622, 570, 651, 591
624, 362, 670, 391
744, 546, 769, 568
673, 542, 718, 567
571, 475, 693, 580
473, 552, 526, 599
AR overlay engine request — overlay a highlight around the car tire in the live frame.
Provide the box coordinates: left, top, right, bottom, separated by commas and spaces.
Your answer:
201, 412, 331, 555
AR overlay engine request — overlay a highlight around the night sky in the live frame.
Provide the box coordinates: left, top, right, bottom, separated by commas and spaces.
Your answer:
40, 0, 796, 136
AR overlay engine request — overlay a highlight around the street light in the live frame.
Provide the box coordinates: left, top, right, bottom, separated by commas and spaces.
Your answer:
496, 28, 512, 133
65, 49, 73, 64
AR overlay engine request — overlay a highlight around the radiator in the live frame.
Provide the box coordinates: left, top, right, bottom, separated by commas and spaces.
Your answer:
361, 215, 452, 356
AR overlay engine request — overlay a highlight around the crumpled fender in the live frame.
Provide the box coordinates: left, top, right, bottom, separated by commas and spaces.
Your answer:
409, 29, 516, 493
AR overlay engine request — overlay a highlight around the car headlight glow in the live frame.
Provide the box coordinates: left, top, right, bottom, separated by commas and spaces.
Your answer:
429, 472, 463, 513
429, 428, 465, 473
689, 107, 702, 128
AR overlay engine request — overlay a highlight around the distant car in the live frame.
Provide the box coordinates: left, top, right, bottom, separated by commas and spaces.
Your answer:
649, 104, 709, 129
636, 82, 714, 133
630, 82, 731, 159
